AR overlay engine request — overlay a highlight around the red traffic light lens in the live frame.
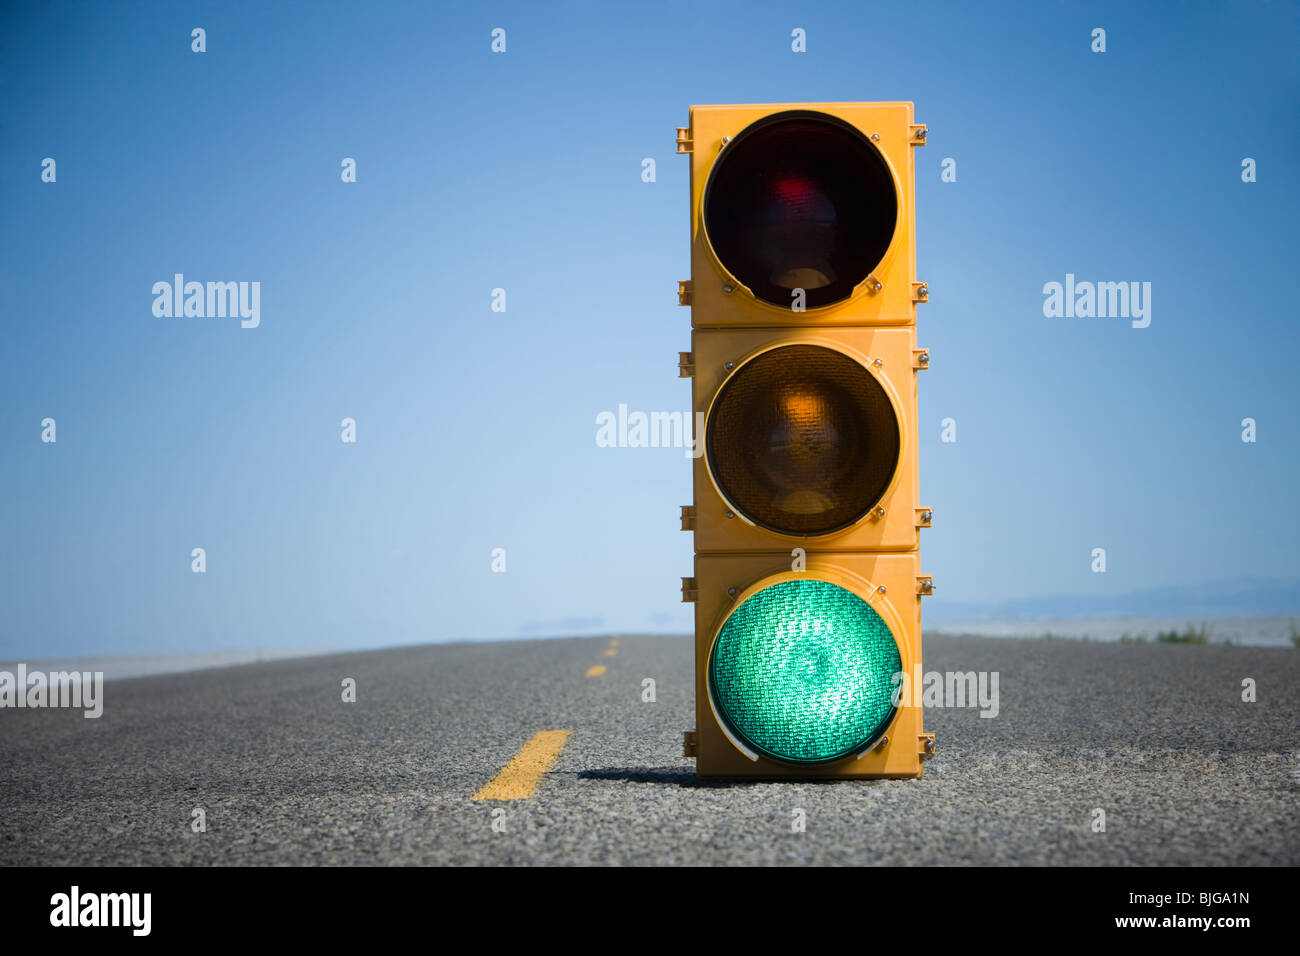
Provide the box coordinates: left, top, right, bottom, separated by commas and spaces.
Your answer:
705, 344, 900, 536
703, 112, 898, 309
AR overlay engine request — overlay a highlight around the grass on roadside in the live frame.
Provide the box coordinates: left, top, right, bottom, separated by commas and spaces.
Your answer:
1056, 621, 1299, 647
1115, 625, 1212, 645
1155, 624, 1211, 645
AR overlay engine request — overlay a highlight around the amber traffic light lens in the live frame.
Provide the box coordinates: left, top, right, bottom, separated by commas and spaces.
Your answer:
705, 345, 900, 536
703, 112, 897, 309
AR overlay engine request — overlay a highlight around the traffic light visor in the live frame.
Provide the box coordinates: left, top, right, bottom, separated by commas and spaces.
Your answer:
705, 344, 901, 537
703, 111, 898, 309
709, 577, 902, 764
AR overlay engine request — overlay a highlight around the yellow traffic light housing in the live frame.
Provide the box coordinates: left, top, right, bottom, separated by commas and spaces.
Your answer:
689, 327, 926, 553
680, 102, 926, 327
679, 102, 933, 780
686, 552, 929, 778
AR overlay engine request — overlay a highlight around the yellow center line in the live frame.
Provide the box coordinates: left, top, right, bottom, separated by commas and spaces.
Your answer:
608, 638, 621, 647
471, 730, 573, 802
585, 664, 607, 677
603, 648, 617, 657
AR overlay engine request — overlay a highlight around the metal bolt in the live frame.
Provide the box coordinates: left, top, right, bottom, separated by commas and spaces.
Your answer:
876, 585, 887, 594
918, 284, 928, 297
921, 510, 933, 523
876, 736, 889, 750
724, 510, 735, 519
724, 361, 735, 370
873, 281, 882, 292
873, 358, 883, 368
876, 507, 886, 517
918, 352, 929, 365
727, 587, 737, 596
871, 133, 880, 141
722, 135, 731, 144
722, 284, 734, 294
916, 128, 927, 140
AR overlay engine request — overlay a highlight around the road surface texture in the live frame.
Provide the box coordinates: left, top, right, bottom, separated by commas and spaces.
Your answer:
2, 634, 1297, 865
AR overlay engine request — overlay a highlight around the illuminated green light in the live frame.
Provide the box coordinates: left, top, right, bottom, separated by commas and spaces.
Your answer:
709, 578, 901, 764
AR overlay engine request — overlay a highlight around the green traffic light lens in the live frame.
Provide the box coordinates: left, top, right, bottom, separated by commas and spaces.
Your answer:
709, 578, 901, 764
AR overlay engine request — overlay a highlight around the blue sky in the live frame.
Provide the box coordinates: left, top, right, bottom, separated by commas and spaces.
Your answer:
2, 1, 1298, 656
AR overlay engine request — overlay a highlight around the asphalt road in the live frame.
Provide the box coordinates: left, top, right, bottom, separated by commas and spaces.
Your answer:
1, 634, 1297, 865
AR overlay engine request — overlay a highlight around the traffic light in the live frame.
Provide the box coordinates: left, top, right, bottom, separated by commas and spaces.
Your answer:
678, 103, 934, 779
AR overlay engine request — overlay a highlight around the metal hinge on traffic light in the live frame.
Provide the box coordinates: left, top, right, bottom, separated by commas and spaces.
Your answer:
916, 576, 935, 596
680, 505, 697, 531
915, 508, 933, 528
676, 127, 693, 154
678, 351, 695, 378
683, 731, 699, 757
918, 732, 936, 757
678, 280, 693, 306
681, 577, 698, 603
